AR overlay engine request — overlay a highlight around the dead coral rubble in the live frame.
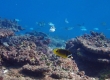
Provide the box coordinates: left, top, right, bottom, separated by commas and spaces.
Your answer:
66, 31, 110, 63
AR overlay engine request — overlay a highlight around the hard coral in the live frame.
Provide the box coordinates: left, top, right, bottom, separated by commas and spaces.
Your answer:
22, 64, 51, 77
66, 31, 110, 63
0, 19, 95, 79
21, 58, 91, 80
0, 28, 14, 38
0, 17, 24, 32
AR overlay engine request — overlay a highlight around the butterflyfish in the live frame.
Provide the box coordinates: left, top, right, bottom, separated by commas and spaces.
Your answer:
53, 48, 72, 58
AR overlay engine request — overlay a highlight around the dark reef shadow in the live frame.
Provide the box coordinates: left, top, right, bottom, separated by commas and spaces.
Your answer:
1, 58, 27, 69
19, 69, 45, 79
72, 54, 110, 77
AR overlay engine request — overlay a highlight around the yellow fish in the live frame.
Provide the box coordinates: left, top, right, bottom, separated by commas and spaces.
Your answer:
53, 48, 72, 58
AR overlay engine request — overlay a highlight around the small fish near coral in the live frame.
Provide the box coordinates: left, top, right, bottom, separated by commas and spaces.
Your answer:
49, 26, 56, 32
53, 48, 73, 59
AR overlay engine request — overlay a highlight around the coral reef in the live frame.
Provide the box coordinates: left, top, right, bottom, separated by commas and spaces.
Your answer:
26, 31, 66, 49
0, 38, 92, 80
0, 18, 103, 80
66, 31, 110, 63
0, 34, 51, 66
26, 31, 48, 37
0, 28, 14, 38
66, 31, 110, 79
21, 58, 92, 80
48, 36, 66, 49
0, 17, 24, 32
0, 31, 92, 80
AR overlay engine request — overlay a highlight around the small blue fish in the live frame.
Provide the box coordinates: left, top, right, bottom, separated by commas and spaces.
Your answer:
93, 28, 99, 30
29, 28, 34, 30
15, 19, 20, 22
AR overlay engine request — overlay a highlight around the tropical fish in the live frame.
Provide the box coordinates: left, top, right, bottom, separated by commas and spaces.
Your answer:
80, 26, 87, 31
48, 22, 54, 26
15, 19, 20, 22
13, 19, 20, 23
77, 23, 87, 31
93, 28, 99, 30
53, 48, 72, 58
29, 27, 34, 30
49, 26, 56, 32
65, 18, 69, 23
36, 21, 46, 27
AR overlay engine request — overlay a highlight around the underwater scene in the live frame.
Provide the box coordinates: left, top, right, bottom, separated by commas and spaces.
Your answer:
0, 0, 110, 80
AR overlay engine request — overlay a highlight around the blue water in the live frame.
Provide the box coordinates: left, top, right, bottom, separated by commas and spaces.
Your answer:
0, 0, 110, 40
